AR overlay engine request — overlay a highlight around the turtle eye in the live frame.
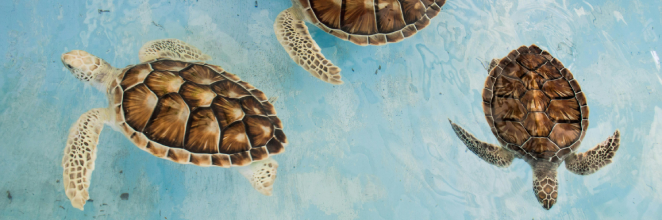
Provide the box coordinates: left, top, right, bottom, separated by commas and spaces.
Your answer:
67, 64, 73, 69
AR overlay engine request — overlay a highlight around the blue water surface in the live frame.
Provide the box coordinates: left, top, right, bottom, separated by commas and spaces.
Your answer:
1, 0, 661, 219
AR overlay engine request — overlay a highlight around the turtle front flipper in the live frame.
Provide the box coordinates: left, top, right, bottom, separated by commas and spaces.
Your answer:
62, 108, 109, 210
138, 39, 211, 62
565, 130, 621, 175
274, 7, 343, 85
449, 120, 514, 168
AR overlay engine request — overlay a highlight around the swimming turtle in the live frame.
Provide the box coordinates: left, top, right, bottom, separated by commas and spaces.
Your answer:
274, 0, 447, 84
449, 45, 621, 210
60, 39, 287, 210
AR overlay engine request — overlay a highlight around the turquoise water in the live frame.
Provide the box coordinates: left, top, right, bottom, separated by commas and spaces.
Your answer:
1, 0, 661, 219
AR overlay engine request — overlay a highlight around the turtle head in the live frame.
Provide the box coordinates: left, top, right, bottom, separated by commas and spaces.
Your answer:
531, 161, 559, 210
62, 50, 117, 90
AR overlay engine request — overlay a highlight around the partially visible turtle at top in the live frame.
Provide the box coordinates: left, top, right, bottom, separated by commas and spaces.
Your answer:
449, 44, 621, 210
274, 0, 447, 84
60, 39, 287, 210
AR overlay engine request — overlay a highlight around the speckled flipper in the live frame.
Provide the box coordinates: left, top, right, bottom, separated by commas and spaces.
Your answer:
565, 130, 621, 175
274, 8, 342, 85
238, 157, 279, 196
62, 108, 108, 210
449, 120, 514, 167
138, 39, 211, 62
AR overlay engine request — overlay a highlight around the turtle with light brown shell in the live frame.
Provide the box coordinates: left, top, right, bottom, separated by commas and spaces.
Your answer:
274, 0, 447, 84
60, 39, 287, 210
449, 45, 621, 210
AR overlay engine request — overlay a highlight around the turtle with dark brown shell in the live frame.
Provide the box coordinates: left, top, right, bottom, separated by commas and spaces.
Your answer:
274, 0, 447, 84
449, 45, 621, 210
60, 39, 287, 210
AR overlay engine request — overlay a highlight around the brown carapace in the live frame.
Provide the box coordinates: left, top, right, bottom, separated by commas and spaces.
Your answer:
113, 60, 287, 167
450, 44, 621, 210
483, 45, 588, 162
301, 0, 447, 45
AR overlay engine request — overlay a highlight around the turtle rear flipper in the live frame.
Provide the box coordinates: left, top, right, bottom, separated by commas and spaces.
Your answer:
565, 130, 621, 175
138, 39, 211, 62
274, 8, 342, 85
62, 108, 109, 210
238, 157, 279, 196
449, 120, 514, 168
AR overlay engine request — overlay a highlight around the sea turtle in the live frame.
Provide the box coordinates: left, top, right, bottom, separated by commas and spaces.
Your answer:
274, 0, 447, 84
449, 45, 621, 210
60, 39, 287, 210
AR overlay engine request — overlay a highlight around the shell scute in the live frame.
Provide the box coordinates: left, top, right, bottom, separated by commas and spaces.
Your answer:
549, 123, 581, 148
266, 138, 285, 154
145, 141, 169, 158
517, 54, 547, 70
520, 90, 550, 112
375, 0, 407, 33
211, 96, 245, 128
250, 89, 268, 102
536, 62, 562, 79
542, 78, 574, 99
144, 71, 184, 97
494, 76, 526, 98
220, 122, 251, 154
547, 99, 580, 121
528, 45, 543, 54
521, 71, 545, 90
523, 112, 554, 137
150, 60, 189, 72
143, 93, 190, 148
399, 0, 425, 24
250, 147, 270, 161
184, 108, 220, 153
211, 154, 232, 168
167, 148, 191, 164
368, 34, 387, 46
241, 97, 268, 116
491, 97, 526, 121
309, 0, 342, 29
341, 0, 378, 35
212, 80, 252, 99
244, 116, 275, 147
495, 121, 529, 145
180, 65, 226, 85
190, 154, 212, 167
122, 84, 158, 131
121, 64, 152, 89
179, 83, 216, 108
230, 151, 252, 166
501, 61, 526, 78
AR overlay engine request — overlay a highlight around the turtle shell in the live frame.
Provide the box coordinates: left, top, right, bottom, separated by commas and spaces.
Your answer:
482, 45, 589, 163
108, 60, 287, 167
298, 0, 446, 45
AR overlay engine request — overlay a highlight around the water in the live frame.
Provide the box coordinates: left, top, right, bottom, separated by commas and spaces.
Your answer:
1, 0, 661, 219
